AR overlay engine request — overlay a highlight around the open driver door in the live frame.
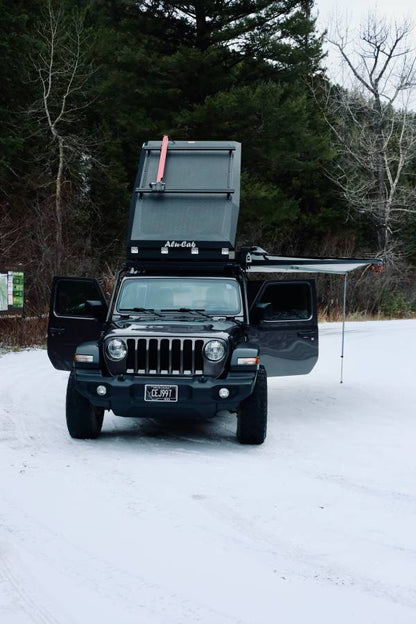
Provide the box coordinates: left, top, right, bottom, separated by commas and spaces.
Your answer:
48, 277, 108, 371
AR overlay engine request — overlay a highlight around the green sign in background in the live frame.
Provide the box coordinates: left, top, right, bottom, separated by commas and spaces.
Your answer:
0, 271, 24, 314
12, 272, 24, 308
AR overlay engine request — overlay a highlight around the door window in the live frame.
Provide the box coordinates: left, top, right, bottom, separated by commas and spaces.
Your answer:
55, 279, 105, 317
254, 282, 312, 322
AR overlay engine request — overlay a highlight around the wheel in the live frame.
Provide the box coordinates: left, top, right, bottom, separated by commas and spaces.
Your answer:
66, 372, 104, 439
237, 365, 267, 445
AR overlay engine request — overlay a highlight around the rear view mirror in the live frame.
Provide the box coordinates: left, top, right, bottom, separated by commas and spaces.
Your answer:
252, 302, 271, 324
85, 300, 107, 322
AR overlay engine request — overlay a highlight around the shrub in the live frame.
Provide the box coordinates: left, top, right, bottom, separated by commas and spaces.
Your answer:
379, 291, 412, 318
0, 316, 48, 349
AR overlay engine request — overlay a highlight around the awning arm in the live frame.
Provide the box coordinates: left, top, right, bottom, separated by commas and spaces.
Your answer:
242, 247, 383, 274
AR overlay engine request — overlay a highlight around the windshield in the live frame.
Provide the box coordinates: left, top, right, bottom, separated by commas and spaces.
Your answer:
116, 277, 242, 315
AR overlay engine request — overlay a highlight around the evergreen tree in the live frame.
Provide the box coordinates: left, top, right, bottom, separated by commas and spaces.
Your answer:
86, 0, 331, 257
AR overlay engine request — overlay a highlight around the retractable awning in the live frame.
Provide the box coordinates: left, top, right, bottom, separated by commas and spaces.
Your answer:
244, 248, 383, 275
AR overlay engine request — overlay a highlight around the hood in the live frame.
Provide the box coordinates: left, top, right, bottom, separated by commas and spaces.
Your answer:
107, 318, 241, 338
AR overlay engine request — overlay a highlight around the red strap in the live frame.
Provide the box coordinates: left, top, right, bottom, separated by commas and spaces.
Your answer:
156, 135, 169, 183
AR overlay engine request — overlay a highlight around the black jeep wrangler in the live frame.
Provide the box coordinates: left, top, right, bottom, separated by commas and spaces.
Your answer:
47, 139, 380, 444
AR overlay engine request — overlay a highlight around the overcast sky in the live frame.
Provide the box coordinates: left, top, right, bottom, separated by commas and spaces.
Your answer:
315, 0, 414, 31
313, 0, 416, 83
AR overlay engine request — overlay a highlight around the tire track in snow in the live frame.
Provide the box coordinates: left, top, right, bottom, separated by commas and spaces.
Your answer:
0, 494, 249, 624
192, 495, 416, 610
0, 356, 68, 451
0, 406, 35, 450
313, 472, 416, 508
0, 547, 64, 624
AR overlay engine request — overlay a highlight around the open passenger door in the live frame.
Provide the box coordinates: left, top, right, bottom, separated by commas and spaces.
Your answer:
248, 280, 318, 377
48, 277, 108, 371
244, 249, 382, 377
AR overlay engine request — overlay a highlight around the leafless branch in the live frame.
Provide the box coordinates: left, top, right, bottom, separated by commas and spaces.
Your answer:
320, 14, 416, 261
31, 0, 94, 272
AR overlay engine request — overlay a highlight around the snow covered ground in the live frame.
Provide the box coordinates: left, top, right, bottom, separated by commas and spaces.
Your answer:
0, 320, 415, 624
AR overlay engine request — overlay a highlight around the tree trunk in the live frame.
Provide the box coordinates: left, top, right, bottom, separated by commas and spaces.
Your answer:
373, 94, 389, 256
195, 2, 208, 51
55, 136, 64, 271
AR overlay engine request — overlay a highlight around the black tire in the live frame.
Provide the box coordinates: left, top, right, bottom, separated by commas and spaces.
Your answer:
66, 372, 104, 439
237, 365, 267, 445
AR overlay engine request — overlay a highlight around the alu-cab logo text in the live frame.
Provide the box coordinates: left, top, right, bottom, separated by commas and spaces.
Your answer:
164, 241, 196, 248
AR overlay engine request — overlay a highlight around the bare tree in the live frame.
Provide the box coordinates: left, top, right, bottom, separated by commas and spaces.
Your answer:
0, 208, 21, 262
320, 14, 416, 263
32, 0, 93, 271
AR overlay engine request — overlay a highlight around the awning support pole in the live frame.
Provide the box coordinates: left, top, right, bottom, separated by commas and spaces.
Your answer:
149, 135, 169, 191
340, 274, 347, 384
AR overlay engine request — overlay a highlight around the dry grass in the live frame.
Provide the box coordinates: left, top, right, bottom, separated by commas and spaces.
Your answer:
318, 309, 416, 322
0, 316, 48, 350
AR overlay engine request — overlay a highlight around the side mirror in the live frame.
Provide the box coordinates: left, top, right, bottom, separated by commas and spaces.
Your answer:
85, 300, 107, 322
251, 302, 271, 324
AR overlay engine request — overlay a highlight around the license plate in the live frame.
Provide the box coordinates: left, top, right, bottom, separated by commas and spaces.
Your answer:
144, 384, 178, 402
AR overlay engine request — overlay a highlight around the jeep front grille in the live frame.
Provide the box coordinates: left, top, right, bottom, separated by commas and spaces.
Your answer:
126, 337, 205, 375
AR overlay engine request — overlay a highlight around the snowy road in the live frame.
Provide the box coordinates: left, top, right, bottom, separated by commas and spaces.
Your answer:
1, 320, 416, 623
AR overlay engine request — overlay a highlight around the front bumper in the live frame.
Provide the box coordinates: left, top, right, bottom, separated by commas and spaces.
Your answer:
74, 369, 257, 418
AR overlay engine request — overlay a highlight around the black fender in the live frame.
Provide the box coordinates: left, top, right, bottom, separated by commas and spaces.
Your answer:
230, 342, 260, 372
74, 340, 101, 369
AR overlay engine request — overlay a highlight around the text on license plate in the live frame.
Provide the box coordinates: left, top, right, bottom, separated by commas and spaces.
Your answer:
144, 384, 178, 402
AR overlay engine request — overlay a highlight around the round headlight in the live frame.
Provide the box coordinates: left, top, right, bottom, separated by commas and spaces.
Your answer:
204, 339, 226, 362
106, 338, 127, 361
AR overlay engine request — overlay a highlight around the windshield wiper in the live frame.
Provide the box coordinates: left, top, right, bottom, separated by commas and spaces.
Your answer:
118, 308, 162, 317
160, 307, 204, 312
160, 308, 216, 320
224, 316, 244, 325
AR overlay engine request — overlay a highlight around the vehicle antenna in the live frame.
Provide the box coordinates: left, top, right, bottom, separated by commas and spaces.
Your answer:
340, 273, 348, 384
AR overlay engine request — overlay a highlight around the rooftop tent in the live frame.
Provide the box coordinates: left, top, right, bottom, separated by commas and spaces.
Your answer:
127, 138, 241, 261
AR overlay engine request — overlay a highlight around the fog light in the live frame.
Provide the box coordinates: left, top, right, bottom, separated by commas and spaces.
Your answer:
219, 387, 230, 399
96, 385, 107, 396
